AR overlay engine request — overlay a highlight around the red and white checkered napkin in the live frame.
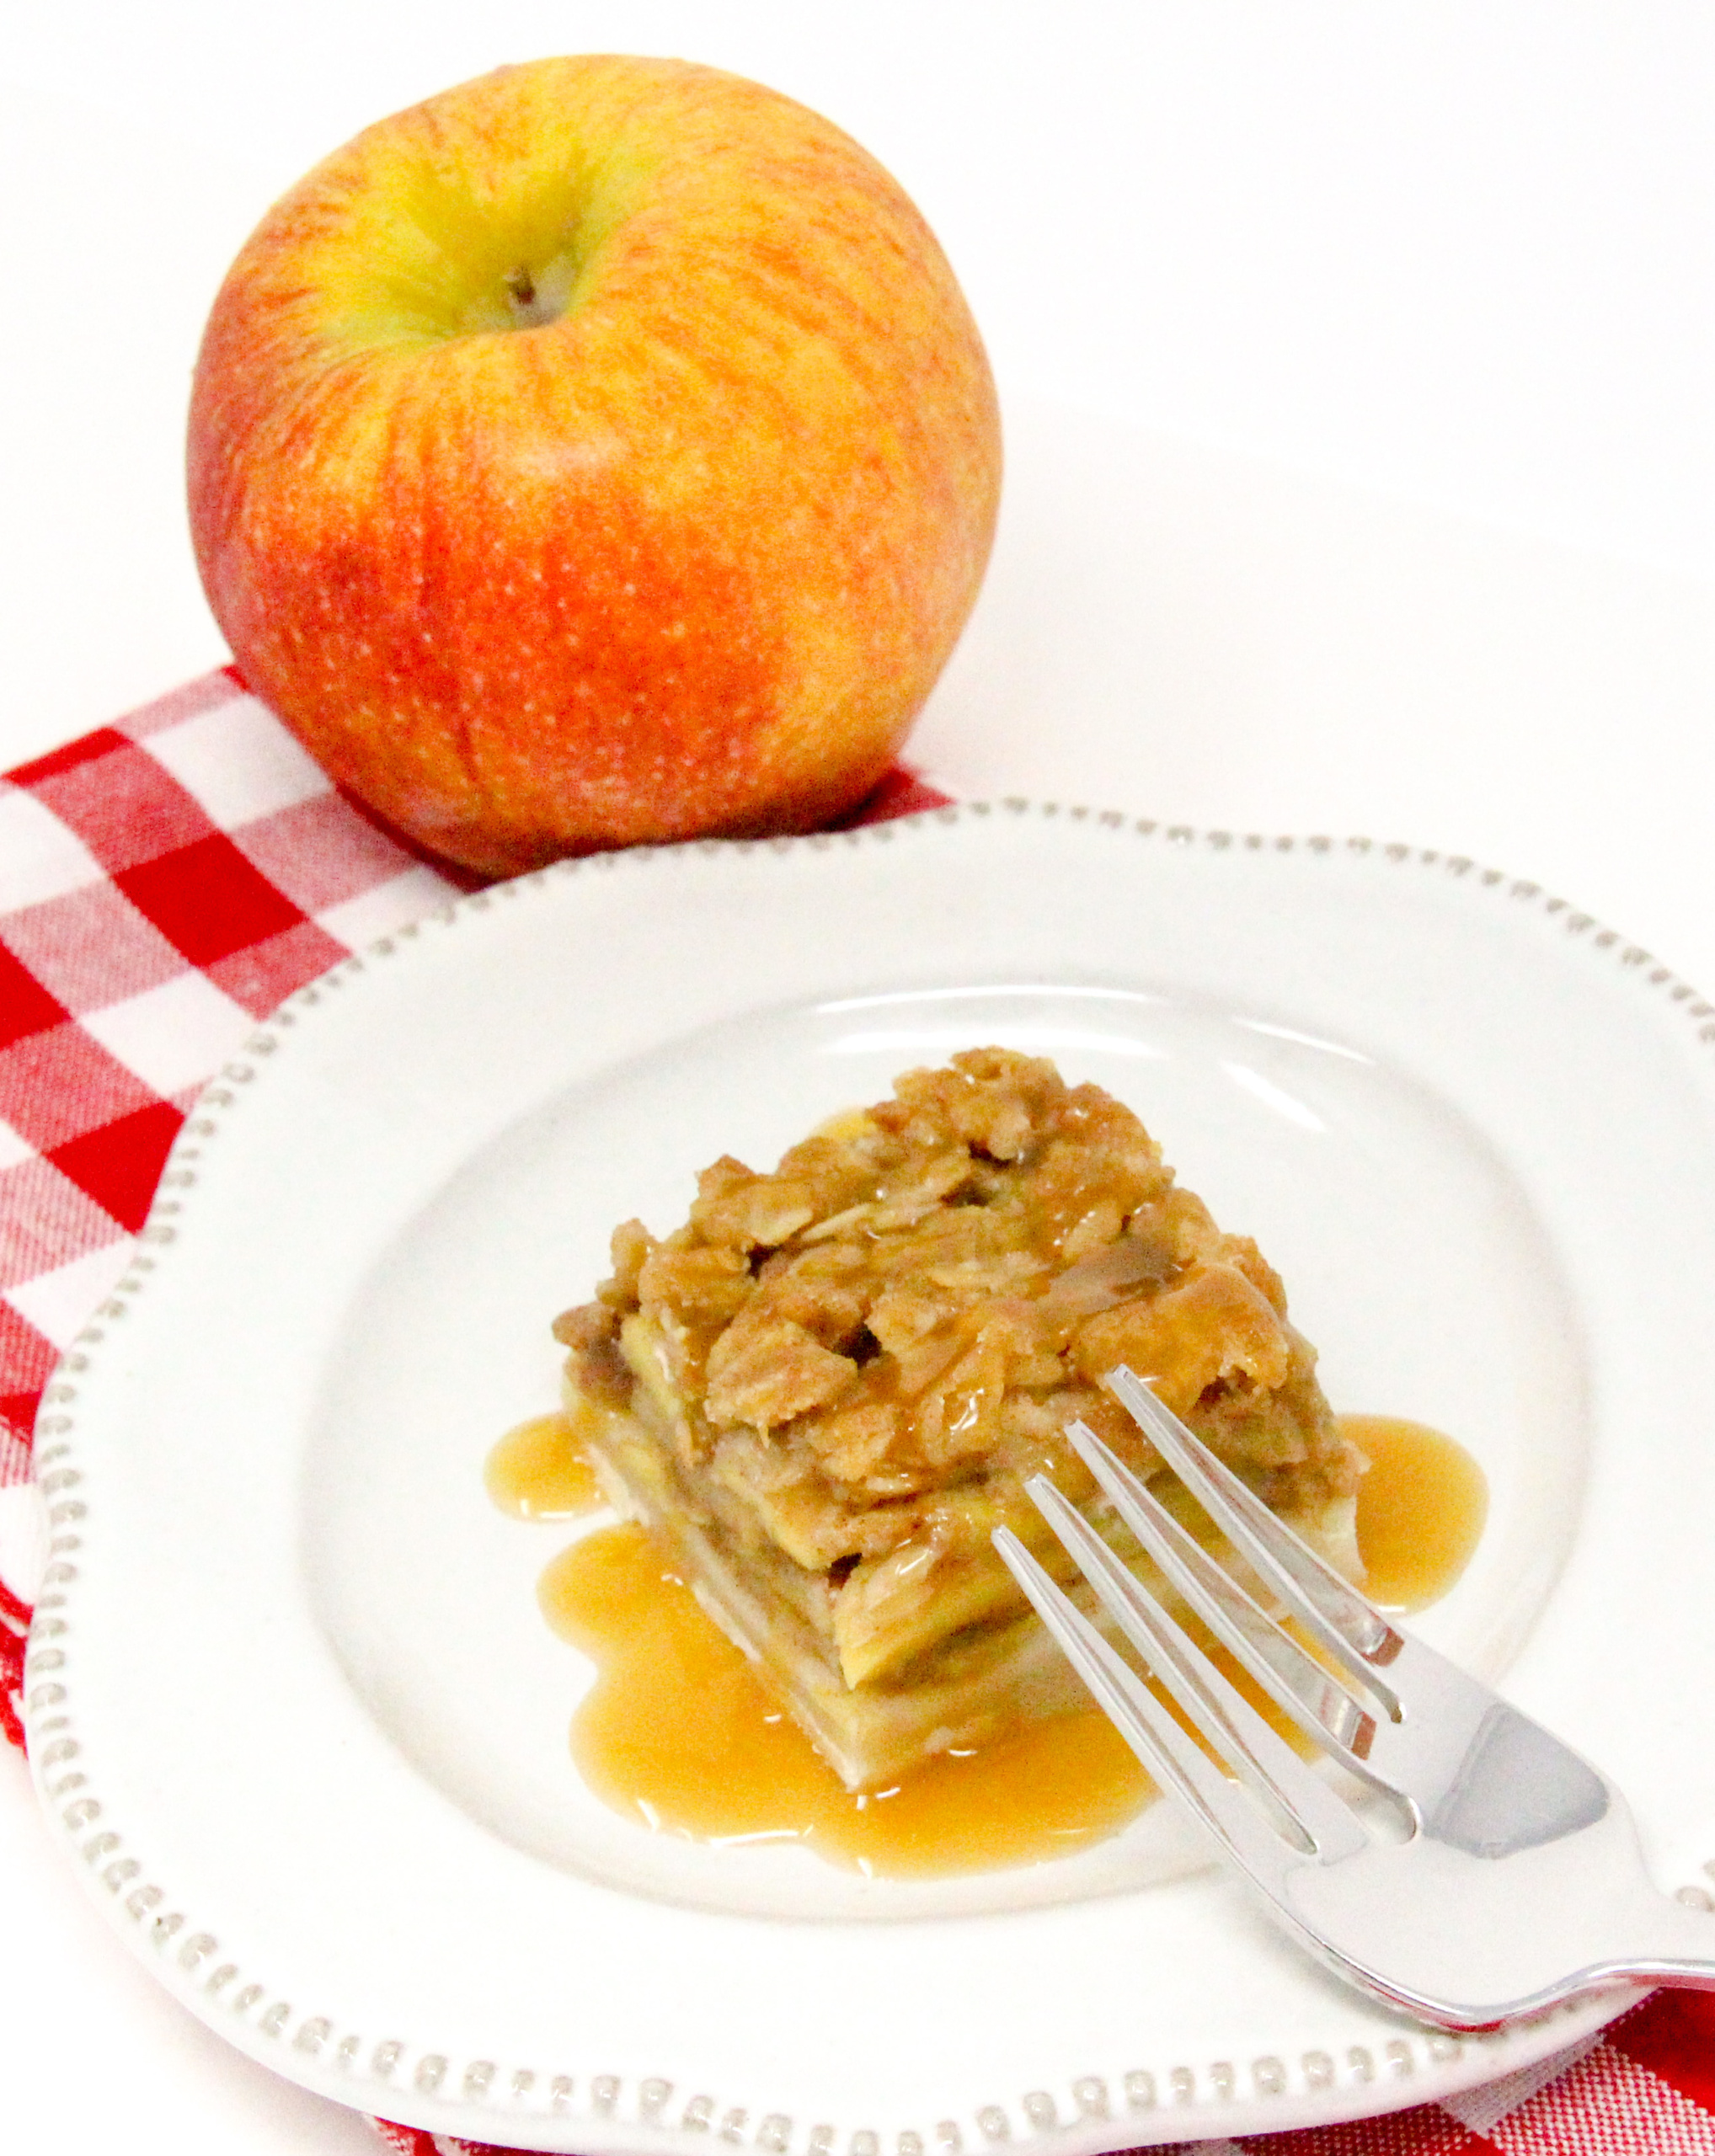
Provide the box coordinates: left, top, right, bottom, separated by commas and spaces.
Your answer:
3, 672, 1712, 2156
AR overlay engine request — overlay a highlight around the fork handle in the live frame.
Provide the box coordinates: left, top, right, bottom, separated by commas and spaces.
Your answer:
1610, 1890, 1715, 1989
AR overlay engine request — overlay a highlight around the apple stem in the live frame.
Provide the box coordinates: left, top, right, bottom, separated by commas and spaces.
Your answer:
506, 268, 537, 310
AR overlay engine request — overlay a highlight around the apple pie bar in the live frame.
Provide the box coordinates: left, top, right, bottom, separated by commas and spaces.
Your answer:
553, 1048, 1364, 1790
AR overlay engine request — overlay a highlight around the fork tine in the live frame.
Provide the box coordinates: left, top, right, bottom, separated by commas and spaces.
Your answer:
1025, 1477, 1315, 1849
1064, 1419, 1385, 1777
1106, 1365, 1403, 1711
1022, 1482, 1370, 1863
992, 1526, 1306, 1887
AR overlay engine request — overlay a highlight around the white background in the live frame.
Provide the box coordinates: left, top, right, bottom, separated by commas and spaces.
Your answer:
5, 4, 1715, 2149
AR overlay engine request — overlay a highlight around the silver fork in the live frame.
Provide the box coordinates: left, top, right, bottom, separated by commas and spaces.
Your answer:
992, 1364, 1715, 2030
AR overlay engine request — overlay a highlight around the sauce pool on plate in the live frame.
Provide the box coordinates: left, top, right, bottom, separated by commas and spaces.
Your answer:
486, 1406, 1488, 1874
1343, 1413, 1490, 1613
540, 1519, 1150, 1873
484, 1412, 605, 1518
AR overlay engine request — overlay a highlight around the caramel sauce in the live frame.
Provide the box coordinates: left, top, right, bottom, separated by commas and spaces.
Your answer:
484, 1412, 604, 1519
494, 1407, 1488, 1875
1343, 1412, 1490, 1613
539, 1524, 1150, 1873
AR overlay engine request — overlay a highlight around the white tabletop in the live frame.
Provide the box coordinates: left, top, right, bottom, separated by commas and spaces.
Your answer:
5, 6, 1715, 2149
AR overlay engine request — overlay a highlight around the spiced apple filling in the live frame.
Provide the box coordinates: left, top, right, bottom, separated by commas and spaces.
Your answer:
554, 1047, 1364, 1790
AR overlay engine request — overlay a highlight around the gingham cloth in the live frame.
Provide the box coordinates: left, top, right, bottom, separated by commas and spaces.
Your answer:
3, 672, 1712, 2155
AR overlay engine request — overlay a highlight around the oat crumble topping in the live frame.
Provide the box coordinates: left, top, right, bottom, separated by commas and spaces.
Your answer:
556, 1049, 1357, 1704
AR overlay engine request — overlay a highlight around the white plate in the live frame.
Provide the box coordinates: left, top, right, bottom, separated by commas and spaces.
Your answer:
27, 805, 1715, 2150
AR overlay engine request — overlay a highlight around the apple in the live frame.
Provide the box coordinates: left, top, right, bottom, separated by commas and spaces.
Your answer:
187, 56, 1001, 874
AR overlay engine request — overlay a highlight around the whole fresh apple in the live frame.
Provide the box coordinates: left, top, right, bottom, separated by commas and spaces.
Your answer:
187, 56, 1000, 873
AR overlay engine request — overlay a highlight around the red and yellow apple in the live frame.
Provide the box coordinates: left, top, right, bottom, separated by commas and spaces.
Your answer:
187, 56, 1001, 874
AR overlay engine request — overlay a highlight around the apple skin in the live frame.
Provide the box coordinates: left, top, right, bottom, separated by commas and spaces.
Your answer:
187, 56, 1001, 874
